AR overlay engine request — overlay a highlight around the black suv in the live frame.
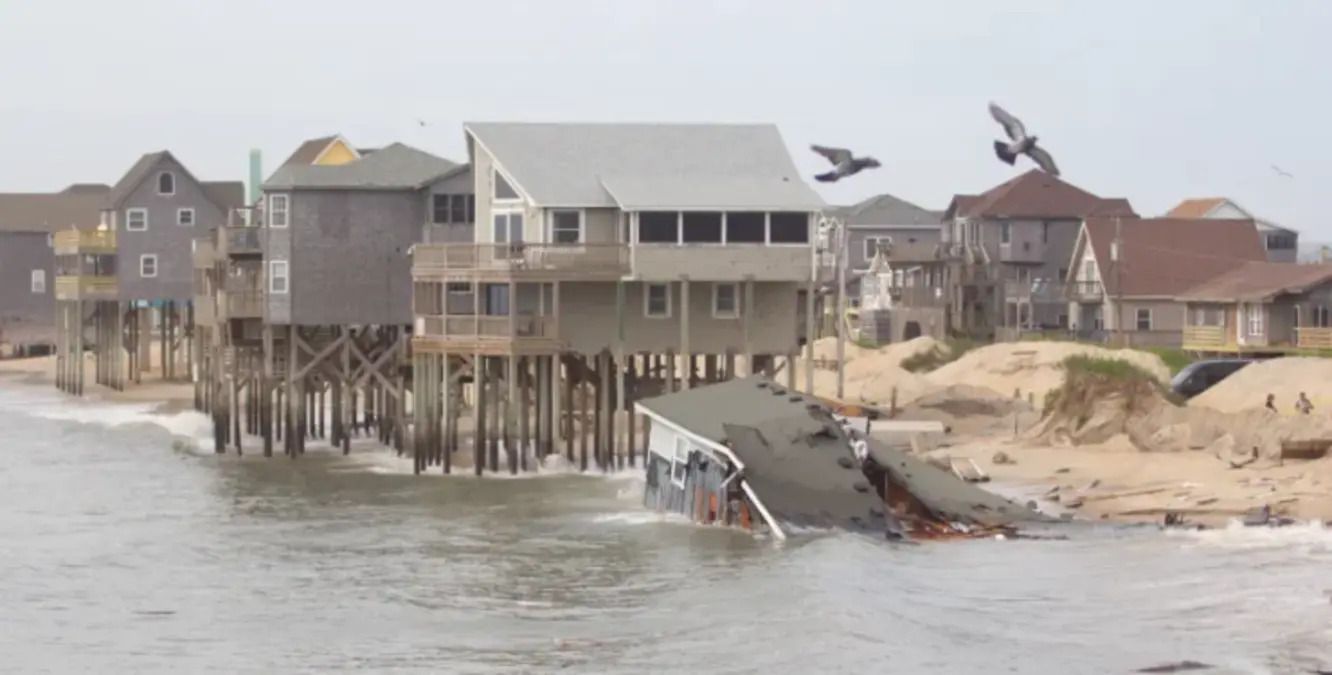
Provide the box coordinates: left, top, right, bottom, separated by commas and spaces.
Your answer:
1169, 359, 1252, 399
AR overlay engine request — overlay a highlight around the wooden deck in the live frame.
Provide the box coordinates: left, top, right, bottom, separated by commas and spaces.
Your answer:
54, 275, 118, 301
412, 243, 629, 282
53, 229, 115, 256
411, 314, 562, 355
1182, 325, 1332, 354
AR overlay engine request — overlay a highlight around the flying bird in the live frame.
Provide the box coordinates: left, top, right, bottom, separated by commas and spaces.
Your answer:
417, 119, 428, 127
1272, 164, 1294, 178
810, 145, 881, 182
989, 102, 1059, 176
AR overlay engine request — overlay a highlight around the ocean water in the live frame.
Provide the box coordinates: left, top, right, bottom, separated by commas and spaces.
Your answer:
1, 381, 1330, 674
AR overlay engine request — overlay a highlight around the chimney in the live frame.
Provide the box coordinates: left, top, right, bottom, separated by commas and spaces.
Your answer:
248, 149, 262, 205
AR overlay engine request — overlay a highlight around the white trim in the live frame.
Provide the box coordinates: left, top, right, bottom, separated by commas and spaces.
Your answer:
670, 436, 690, 488
1135, 307, 1152, 331
711, 282, 739, 319
549, 208, 584, 244
156, 171, 175, 196
462, 128, 538, 204
268, 194, 290, 228
176, 207, 195, 227
491, 209, 524, 244
644, 282, 671, 319
863, 235, 892, 261
126, 208, 148, 232
139, 254, 158, 278
269, 260, 289, 294
30, 269, 46, 294
491, 167, 523, 204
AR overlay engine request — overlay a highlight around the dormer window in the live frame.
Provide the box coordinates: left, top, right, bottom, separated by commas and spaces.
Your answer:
157, 171, 175, 196
493, 170, 519, 202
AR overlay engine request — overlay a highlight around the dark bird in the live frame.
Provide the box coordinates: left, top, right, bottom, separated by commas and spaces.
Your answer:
1272, 164, 1294, 178
417, 119, 428, 127
989, 102, 1059, 176
810, 145, 880, 182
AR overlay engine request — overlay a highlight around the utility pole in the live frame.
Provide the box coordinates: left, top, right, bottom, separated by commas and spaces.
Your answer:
1113, 216, 1123, 344
833, 215, 847, 401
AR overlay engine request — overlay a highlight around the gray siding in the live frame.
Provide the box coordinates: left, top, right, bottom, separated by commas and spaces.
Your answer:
114, 155, 227, 302
273, 188, 424, 326
422, 168, 475, 244
0, 232, 55, 345
847, 226, 940, 270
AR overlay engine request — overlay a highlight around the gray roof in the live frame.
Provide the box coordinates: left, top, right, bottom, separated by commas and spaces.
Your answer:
280, 135, 341, 168
202, 181, 246, 211
106, 151, 170, 208
264, 142, 458, 190
637, 376, 826, 444
105, 151, 242, 213
0, 184, 109, 233
466, 122, 825, 210
844, 193, 942, 227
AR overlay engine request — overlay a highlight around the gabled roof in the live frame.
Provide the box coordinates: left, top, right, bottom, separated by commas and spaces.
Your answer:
945, 170, 1136, 220
278, 135, 364, 168
1179, 262, 1332, 302
263, 143, 458, 191
202, 181, 246, 211
0, 184, 109, 233
105, 150, 172, 209
105, 150, 240, 213
465, 122, 824, 210
1165, 197, 1229, 219
843, 193, 942, 227
1082, 217, 1266, 297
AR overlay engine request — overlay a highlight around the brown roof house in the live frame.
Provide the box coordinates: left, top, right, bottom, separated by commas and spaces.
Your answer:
1166, 197, 1298, 263
1065, 217, 1266, 347
0, 184, 109, 352
1179, 262, 1332, 353
940, 169, 1136, 339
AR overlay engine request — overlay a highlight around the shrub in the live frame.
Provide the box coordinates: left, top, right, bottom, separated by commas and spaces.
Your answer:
900, 338, 979, 373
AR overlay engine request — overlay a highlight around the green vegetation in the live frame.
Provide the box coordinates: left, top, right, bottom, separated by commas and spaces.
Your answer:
1145, 347, 1192, 376
1061, 354, 1158, 382
900, 338, 980, 373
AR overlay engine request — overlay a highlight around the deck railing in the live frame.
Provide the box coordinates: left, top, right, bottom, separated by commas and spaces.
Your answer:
1068, 280, 1104, 301
54, 275, 118, 300
53, 229, 116, 255
1296, 327, 1332, 350
1182, 325, 1226, 349
413, 243, 629, 277
419, 314, 555, 340
224, 227, 262, 254
225, 289, 264, 318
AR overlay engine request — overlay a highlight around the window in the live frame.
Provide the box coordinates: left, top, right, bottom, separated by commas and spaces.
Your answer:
450, 195, 467, 224
177, 207, 195, 227
493, 212, 524, 243
157, 171, 175, 196
1058, 267, 1068, 280
269, 260, 289, 294
1001, 222, 1011, 244
726, 212, 765, 243
639, 212, 679, 243
1136, 308, 1152, 331
431, 194, 473, 225
493, 171, 519, 201
671, 436, 690, 488
682, 212, 722, 243
126, 208, 148, 231
644, 283, 671, 318
864, 236, 889, 261
1246, 303, 1263, 336
269, 194, 289, 228
1266, 234, 1296, 250
1082, 259, 1097, 281
139, 254, 158, 278
712, 283, 739, 319
432, 194, 449, 224
466, 194, 475, 223
1042, 221, 1050, 244
769, 213, 809, 243
30, 269, 46, 294
551, 210, 582, 244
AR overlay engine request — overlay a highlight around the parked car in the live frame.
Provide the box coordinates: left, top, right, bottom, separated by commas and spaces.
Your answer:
1169, 359, 1253, 399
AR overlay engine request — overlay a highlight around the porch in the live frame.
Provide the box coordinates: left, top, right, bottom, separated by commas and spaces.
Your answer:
412, 243, 629, 282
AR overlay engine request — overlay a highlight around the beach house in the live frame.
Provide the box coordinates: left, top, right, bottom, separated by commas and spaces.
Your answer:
1179, 262, 1332, 353
1166, 197, 1298, 263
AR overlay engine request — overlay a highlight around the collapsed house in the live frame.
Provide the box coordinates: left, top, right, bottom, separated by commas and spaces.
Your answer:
635, 376, 1044, 540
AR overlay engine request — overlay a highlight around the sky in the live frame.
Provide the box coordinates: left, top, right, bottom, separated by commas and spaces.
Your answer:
2, 0, 1330, 243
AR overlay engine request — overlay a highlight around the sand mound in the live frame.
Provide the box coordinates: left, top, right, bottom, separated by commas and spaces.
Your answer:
805, 336, 946, 408
926, 342, 1169, 403
1189, 357, 1332, 414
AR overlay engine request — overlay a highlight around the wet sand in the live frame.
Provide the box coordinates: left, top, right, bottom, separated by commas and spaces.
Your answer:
0, 354, 194, 414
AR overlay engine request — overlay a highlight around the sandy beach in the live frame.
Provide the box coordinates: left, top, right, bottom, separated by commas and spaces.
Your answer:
0, 353, 194, 414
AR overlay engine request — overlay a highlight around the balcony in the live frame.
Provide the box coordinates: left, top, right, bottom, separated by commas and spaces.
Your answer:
1069, 280, 1104, 301
1182, 325, 1227, 351
1004, 280, 1066, 303
887, 285, 948, 309
413, 314, 561, 355
54, 275, 118, 301
193, 239, 216, 270
53, 229, 116, 256
632, 243, 811, 282
223, 227, 263, 256
223, 289, 264, 319
999, 240, 1045, 263
413, 243, 629, 282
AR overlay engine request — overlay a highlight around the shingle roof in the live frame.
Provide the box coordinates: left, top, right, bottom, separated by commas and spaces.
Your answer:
279, 135, 341, 168
105, 151, 170, 209
843, 193, 942, 227
0, 184, 109, 233
263, 143, 458, 190
1165, 197, 1228, 219
202, 181, 246, 211
948, 170, 1136, 220
105, 150, 239, 212
1083, 217, 1266, 297
466, 122, 824, 210
1180, 262, 1332, 302
638, 375, 829, 444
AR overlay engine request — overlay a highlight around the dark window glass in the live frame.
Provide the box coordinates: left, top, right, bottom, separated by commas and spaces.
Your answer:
432, 194, 449, 224
726, 212, 765, 243
158, 172, 174, 195
640, 212, 678, 243
682, 212, 722, 243
450, 194, 466, 223
465, 195, 475, 223
769, 212, 809, 243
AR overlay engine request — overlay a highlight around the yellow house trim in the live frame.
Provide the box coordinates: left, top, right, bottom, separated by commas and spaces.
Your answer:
313, 138, 360, 166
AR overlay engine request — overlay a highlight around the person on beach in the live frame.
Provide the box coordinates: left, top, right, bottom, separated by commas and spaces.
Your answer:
1296, 392, 1313, 415
1265, 394, 1277, 413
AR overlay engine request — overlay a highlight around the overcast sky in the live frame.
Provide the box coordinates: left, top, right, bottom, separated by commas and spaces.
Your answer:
2, 1, 1329, 241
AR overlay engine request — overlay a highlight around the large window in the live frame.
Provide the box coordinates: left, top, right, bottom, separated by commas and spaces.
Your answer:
864, 236, 890, 261
268, 194, 289, 228
1246, 303, 1264, 336
726, 212, 765, 243
139, 254, 158, 278
644, 283, 671, 318
30, 269, 45, 294
177, 207, 195, 227
493, 171, 519, 201
682, 212, 722, 243
432, 194, 474, 225
712, 283, 738, 319
269, 260, 289, 294
551, 210, 582, 244
1000, 222, 1011, 244
769, 213, 809, 243
493, 212, 523, 243
126, 208, 148, 231
1136, 308, 1152, 331
157, 171, 175, 196
639, 212, 678, 243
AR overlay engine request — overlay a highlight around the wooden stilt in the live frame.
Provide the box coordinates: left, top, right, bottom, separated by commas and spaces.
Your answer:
474, 354, 486, 476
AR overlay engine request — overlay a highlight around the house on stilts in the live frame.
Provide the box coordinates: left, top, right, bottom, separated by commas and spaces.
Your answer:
408, 122, 825, 476
52, 151, 243, 395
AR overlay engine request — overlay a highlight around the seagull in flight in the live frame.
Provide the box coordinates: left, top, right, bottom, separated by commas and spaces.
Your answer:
989, 102, 1059, 176
810, 145, 881, 183
1271, 164, 1294, 178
